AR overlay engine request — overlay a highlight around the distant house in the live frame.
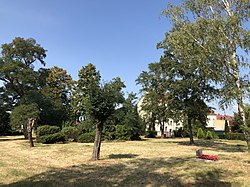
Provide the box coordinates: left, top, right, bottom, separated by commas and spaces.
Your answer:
137, 96, 234, 137
137, 96, 183, 137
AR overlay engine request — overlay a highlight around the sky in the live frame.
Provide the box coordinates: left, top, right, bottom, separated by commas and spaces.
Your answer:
0, 0, 171, 92
0, 0, 242, 115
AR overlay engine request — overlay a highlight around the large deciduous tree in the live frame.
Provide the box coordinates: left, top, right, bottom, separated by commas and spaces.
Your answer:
0, 37, 46, 101
161, 0, 250, 149
72, 64, 125, 160
137, 62, 172, 138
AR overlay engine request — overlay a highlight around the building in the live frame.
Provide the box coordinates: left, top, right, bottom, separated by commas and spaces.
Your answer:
137, 96, 234, 137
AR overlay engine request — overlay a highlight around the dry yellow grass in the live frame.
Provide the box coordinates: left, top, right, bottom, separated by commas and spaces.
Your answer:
0, 136, 249, 187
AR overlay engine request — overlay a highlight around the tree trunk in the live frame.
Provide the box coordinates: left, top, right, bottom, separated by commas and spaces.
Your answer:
91, 122, 103, 161
27, 118, 35, 147
160, 121, 165, 138
231, 49, 250, 151
188, 116, 194, 145
23, 125, 29, 139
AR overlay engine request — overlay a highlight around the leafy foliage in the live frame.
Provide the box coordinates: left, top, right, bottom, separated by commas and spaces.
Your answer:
205, 131, 213, 140
72, 64, 126, 160
61, 126, 79, 141
226, 133, 245, 141
197, 128, 205, 139
145, 130, 157, 138
77, 132, 95, 143
37, 132, 65, 144
36, 125, 60, 137
10, 103, 40, 138
161, 0, 250, 148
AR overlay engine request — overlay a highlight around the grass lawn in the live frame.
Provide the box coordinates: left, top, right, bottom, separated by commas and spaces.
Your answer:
0, 136, 249, 187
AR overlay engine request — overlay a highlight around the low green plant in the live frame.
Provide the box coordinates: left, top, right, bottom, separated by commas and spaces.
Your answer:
37, 132, 65, 144
78, 132, 95, 143
197, 128, 205, 139
61, 126, 80, 141
205, 131, 213, 140
36, 125, 60, 137
145, 130, 157, 138
226, 133, 245, 141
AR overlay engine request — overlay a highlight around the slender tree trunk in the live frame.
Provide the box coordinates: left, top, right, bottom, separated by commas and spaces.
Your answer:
91, 122, 103, 160
231, 49, 250, 151
23, 125, 28, 139
27, 118, 35, 147
188, 116, 194, 145
160, 121, 165, 138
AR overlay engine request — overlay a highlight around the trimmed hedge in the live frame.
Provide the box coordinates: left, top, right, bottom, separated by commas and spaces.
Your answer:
61, 126, 79, 141
78, 132, 95, 143
226, 133, 245, 141
37, 132, 65, 144
36, 125, 60, 137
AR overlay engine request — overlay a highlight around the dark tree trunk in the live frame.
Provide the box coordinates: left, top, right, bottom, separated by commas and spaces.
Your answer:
188, 116, 194, 145
27, 118, 35, 147
23, 125, 29, 139
91, 122, 103, 161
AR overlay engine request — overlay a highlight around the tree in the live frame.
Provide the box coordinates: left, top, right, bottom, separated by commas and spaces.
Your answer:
10, 103, 40, 139
72, 64, 125, 160
136, 62, 172, 138
0, 37, 46, 101
0, 87, 11, 135
39, 66, 74, 125
137, 56, 212, 144
162, 0, 250, 149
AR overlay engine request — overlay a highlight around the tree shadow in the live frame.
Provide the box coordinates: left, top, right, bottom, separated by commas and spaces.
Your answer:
0, 137, 25, 142
194, 169, 232, 187
108, 154, 138, 159
0, 156, 238, 187
166, 139, 247, 153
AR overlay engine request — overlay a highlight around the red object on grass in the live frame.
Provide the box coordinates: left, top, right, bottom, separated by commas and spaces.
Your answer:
198, 154, 218, 161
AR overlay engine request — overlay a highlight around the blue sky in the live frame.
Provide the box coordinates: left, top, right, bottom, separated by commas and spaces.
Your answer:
1, 0, 245, 115
0, 0, 171, 94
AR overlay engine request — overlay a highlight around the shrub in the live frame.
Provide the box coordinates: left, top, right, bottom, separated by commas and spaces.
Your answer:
226, 133, 245, 141
37, 132, 65, 144
61, 126, 80, 141
205, 131, 213, 140
218, 134, 226, 139
173, 128, 183, 137
36, 125, 60, 137
197, 128, 205, 139
145, 130, 157, 138
115, 125, 131, 140
78, 132, 95, 143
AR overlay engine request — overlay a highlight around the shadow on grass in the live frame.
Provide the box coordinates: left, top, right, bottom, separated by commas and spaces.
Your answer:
166, 139, 246, 153
0, 137, 25, 142
108, 154, 138, 159
0, 156, 238, 187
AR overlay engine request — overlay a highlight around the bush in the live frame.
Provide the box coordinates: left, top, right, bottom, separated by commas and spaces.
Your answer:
205, 131, 213, 140
226, 133, 245, 141
61, 126, 80, 141
36, 125, 60, 137
197, 128, 205, 139
115, 125, 131, 140
173, 128, 183, 137
78, 132, 95, 143
145, 130, 157, 138
218, 134, 226, 139
37, 132, 65, 144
